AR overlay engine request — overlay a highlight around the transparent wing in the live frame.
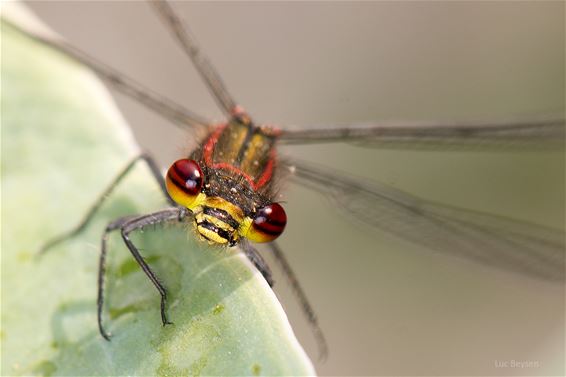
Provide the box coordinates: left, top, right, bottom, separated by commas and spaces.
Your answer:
150, 0, 238, 116
1, 17, 209, 130
7, 14, 563, 152
286, 159, 565, 282
279, 116, 565, 150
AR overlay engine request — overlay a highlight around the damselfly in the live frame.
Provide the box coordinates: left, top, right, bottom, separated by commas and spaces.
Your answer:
8, 0, 565, 369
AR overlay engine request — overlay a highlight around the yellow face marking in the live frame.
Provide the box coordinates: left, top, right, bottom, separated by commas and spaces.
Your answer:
195, 213, 236, 233
192, 196, 246, 245
196, 225, 229, 244
204, 197, 244, 224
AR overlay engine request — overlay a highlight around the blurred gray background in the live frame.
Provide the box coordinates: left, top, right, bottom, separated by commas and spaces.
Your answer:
26, 1, 564, 375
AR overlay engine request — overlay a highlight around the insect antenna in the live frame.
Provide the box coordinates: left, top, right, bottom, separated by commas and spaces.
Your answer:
149, 0, 238, 116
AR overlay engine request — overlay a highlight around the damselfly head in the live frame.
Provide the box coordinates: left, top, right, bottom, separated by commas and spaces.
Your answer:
166, 158, 287, 245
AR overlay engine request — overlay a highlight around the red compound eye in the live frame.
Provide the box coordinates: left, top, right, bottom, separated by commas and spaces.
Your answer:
247, 203, 287, 243
166, 159, 204, 208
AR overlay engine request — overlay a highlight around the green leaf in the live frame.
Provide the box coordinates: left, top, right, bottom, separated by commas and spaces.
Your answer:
1, 7, 315, 377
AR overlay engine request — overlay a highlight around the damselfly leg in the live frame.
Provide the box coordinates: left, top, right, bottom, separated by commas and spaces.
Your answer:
240, 239, 274, 287
97, 208, 189, 340
37, 152, 183, 340
98, 215, 138, 340
39, 153, 174, 254
268, 241, 329, 361
119, 209, 189, 324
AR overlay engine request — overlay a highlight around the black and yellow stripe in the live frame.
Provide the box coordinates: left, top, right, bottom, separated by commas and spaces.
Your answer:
193, 197, 245, 245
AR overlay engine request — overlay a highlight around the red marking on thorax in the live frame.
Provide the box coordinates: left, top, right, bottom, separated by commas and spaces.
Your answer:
203, 124, 275, 191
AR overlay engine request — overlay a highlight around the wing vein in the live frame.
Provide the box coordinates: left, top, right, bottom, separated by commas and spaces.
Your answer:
287, 159, 564, 281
